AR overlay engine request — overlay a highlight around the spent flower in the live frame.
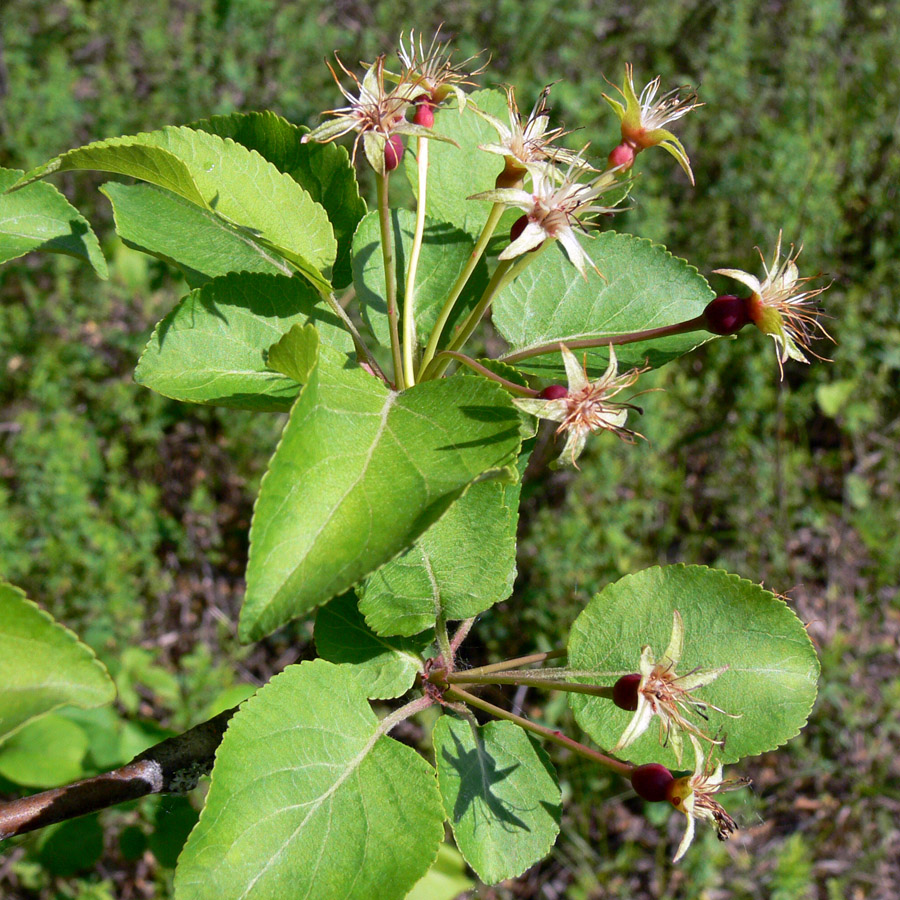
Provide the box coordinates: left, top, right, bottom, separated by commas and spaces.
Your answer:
475, 85, 590, 182
612, 610, 733, 765
714, 232, 832, 378
397, 29, 482, 110
667, 736, 751, 862
603, 64, 701, 183
472, 160, 624, 277
513, 344, 646, 467
302, 54, 451, 174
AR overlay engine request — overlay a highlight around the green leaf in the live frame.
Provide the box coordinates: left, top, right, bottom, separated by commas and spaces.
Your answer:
174, 660, 445, 900
0, 167, 107, 276
567, 565, 820, 767
0, 714, 88, 787
0, 581, 115, 746
266, 322, 320, 384
37, 815, 104, 876
433, 716, 561, 885
18, 126, 336, 278
241, 352, 521, 642
406, 90, 507, 236
149, 796, 200, 869
493, 233, 715, 377
405, 843, 475, 900
314, 593, 430, 699
190, 111, 366, 289
359, 477, 521, 637
101, 182, 288, 287
134, 272, 352, 411
351, 209, 486, 352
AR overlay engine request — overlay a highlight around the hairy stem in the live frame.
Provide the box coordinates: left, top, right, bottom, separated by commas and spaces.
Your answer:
461, 648, 567, 678
402, 137, 429, 387
445, 687, 633, 778
435, 610, 453, 669
431, 351, 538, 396
500, 315, 709, 366
418, 201, 506, 379
449, 617, 476, 655
376, 171, 404, 389
447, 672, 615, 699
0, 707, 237, 840
376, 694, 435, 736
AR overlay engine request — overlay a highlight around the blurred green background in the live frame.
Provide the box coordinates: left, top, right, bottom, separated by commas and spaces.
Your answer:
1, 0, 898, 897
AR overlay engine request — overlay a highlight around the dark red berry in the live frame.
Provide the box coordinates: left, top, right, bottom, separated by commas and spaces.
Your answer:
384, 135, 405, 172
608, 141, 636, 170
540, 384, 569, 401
413, 103, 435, 128
631, 763, 675, 802
612, 673, 642, 711
703, 294, 751, 335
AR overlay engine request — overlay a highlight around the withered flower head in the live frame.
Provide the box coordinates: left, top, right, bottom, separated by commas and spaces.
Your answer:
514, 344, 647, 467
612, 610, 736, 765
667, 736, 751, 862
714, 232, 833, 378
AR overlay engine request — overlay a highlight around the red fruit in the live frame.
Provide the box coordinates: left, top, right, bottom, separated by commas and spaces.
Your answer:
703, 294, 751, 335
612, 673, 642, 711
608, 141, 636, 170
631, 763, 675, 802
384, 135, 405, 172
540, 384, 569, 400
413, 103, 435, 128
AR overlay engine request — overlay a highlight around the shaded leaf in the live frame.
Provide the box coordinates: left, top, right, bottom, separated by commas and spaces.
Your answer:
434, 716, 561, 884
0, 581, 115, 746
0, 167, 106, 276
174, 660, 444, 900
314, 593, 430, 699
0, 714, 88, 787
266, 322, 320, 384
134, 272, 352, 411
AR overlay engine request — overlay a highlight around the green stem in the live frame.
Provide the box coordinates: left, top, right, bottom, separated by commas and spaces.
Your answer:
435, 611, 453, 669
500, 315, 709, 366
445, 686, 633, 778
461, 649, 566, 678
432, 351, 538, 396
376, 171, 404, 389
320, 289, 388, 384
402, 137, 429, 387
446, 672, 615, 699
418, 201, 506, 379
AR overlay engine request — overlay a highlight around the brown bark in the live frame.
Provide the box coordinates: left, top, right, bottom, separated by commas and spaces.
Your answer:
0, 707, 236, 841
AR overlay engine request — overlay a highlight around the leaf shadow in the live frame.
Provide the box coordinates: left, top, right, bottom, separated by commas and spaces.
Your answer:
442, 723, 529, 834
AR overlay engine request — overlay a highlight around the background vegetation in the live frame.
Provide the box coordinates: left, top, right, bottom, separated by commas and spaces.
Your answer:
1, 1, 898, 897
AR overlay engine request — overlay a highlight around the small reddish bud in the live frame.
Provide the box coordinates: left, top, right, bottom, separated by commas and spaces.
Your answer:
631, 763, 675, 803
413, 103, 435, 128
539, 384, 569, 400
612, 673, 642, 711
608, 141, 636, 171
703, 294, 751, 335
384, 135, 405, 172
